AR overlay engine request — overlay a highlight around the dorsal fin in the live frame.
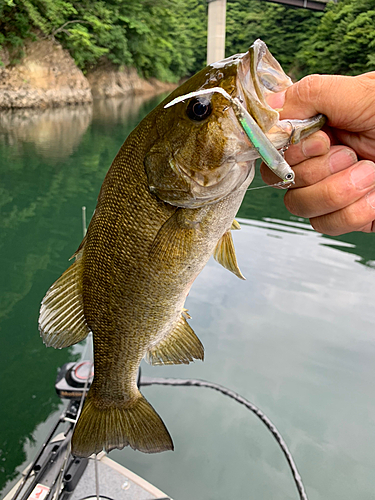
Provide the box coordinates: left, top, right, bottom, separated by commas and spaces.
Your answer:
39, 250, 90, 349
145, 314, 204, 365
213, 230, 245, 280
70, 233, 87, 260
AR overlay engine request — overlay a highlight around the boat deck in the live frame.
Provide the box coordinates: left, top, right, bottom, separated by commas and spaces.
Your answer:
70, 454, 170, 500
3, 451, 171, 500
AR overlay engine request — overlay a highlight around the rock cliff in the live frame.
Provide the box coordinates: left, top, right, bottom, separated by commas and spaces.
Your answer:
86, 60, 176, 98
0, 40, 92, 109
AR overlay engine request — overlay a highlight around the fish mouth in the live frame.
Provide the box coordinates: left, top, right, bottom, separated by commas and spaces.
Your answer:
174, 143, 258, 190
228, 39, 293, 134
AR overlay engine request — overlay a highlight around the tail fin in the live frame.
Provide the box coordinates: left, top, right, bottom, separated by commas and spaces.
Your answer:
71, 391, 174, 457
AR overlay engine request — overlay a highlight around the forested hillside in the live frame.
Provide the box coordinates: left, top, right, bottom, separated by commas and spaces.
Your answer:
0, 0, 374, 81
0, 0, 207, 82
226, 0, 375, 77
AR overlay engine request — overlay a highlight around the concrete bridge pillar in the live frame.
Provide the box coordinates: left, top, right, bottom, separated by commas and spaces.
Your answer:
207, 0, 227, 65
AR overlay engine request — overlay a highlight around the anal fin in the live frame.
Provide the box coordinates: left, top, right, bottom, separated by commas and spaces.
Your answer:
213, 230, 245, 280
146, 314, 204, 365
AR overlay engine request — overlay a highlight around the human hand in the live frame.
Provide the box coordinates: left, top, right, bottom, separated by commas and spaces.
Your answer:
261, 73, 375, 235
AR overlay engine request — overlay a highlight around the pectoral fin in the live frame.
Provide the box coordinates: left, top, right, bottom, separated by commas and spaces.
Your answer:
150, 209, 199, 262
145, 314, 204, 365
39, 248, 90, 348
214, 231, 245, 280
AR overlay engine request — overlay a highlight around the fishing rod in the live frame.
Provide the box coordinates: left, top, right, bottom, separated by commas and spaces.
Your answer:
8, 358, 309, 500
140, 376, 308, 500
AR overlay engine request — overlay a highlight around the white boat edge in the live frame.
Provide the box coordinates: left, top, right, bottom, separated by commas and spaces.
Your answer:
2, 451, 170, 500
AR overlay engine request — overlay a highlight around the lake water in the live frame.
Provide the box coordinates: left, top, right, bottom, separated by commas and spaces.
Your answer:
1, 95, 375, 500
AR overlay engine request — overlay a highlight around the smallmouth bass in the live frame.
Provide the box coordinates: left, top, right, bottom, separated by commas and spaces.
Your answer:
39, 40, 324, 457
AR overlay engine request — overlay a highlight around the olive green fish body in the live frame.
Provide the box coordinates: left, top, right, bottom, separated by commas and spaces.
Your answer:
39, 40, 326, 457
70, 111, 252, 454
82, 118, 251, 394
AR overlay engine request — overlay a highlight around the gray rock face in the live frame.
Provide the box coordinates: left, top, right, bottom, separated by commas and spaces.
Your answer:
0, 40, 92, 109
86, 61, 176, 99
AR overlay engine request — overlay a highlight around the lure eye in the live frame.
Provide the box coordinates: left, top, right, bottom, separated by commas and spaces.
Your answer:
186, 98, 212, 122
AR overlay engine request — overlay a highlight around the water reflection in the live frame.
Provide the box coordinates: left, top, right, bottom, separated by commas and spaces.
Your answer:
0, 94, 170, 161
238, 173, 375, 270
0, 94, 165, 493
0, 105, 93, 161
0, 94, 166, 322
112, 216, 375, 500
321, 231, 375, 269
93, 94, 169, 124
1, 96, 375, 500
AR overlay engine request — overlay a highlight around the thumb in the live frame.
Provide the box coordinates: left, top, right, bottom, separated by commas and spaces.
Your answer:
266, 73, 373, 131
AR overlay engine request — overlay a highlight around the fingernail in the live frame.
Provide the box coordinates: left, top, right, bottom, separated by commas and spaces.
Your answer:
350, 161, 375, 190
302, 134, 330, 158
366, 189, 375, 209
266, 90, 286, 110
329, 148, 357, 173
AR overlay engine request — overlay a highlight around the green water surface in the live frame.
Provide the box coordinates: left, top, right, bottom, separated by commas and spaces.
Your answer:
0, 95, 375, 500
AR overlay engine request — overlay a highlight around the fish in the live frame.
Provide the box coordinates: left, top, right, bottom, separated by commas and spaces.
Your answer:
38, 40, 324, 457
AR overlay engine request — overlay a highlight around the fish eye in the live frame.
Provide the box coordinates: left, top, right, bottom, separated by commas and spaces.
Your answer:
186, 98, 212, 122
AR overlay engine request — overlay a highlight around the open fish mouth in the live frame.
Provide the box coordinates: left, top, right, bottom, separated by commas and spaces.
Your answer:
225, 39, 293, 134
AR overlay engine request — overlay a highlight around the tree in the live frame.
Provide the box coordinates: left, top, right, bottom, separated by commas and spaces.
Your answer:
1, 0, 373, 82
226, 0, 322, 79
0, 0, 207, 81
296, 0, 375, 76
